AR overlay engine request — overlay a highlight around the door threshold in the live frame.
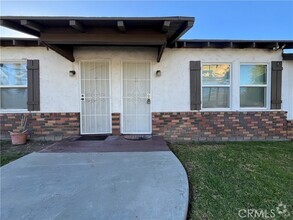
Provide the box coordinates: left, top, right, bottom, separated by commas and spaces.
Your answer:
76, 135, 108, 141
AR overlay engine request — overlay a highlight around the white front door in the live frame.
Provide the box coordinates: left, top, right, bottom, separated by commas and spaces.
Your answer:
80, 61, 111, 134
122, 61, 151, 134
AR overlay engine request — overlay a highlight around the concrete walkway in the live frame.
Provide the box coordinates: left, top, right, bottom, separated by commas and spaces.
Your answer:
0, 141, 189, 220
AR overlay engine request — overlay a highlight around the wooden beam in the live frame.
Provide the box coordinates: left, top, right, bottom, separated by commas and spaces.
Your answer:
0, 20, 40, 36
117, 21, 126, 33
273, 42, 279, 50
69, 20, 85, 32
37, 39, 42, 46
282, 53, 293, 60
12, 40, 26, 46
238, 42, 256, 48
40, 32, 166, 45
0, 39, 43, 47
20, 20, 43, 32
162, 21, 170, 33
157, 43, 166, 62
168, 21, 193, 45
42, 42, 75, 62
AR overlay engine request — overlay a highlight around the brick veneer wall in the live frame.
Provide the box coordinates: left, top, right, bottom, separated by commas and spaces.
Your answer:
0, 113, 80, 141
152, 111, 290, 141
288, 120, 293, 140
1, 111, 291, 141
112, 113, 121, 135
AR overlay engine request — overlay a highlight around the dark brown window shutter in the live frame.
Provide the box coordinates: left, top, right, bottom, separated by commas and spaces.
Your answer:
27, 60, 40, 111
271, 61, 282, 109
190, 61, 201, 110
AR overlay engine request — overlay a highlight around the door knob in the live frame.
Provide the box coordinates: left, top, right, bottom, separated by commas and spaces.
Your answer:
147, 93, 151, 104
146, 93, 151, 104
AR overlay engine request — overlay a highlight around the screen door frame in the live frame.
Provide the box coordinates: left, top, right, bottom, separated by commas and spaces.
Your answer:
79, 59, 112, 134
121, 60, 152, 134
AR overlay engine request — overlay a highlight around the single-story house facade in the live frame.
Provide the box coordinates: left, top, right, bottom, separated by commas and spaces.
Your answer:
0, 16, 292, 141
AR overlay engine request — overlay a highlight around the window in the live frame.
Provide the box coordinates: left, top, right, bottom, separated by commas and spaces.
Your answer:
240, 64, 267, 108
202, 64, 231, 108
0, 62, 27, 109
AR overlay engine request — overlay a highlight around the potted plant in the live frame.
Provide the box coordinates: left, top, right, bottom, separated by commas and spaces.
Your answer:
9, 115, 28, 145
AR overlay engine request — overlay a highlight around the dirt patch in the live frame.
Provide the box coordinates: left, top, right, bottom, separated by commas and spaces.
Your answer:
1, 140, 55, 154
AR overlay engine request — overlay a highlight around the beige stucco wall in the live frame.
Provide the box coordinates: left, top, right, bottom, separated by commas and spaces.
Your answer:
1, 46, 291, 117
154, 48, 282, 112
75, 47, 283, 113
0, 47, 79, 112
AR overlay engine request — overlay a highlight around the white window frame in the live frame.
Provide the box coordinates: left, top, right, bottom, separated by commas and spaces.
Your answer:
0, 61, 27, 111
239, 63, 270, 110
201, 62, 232, 111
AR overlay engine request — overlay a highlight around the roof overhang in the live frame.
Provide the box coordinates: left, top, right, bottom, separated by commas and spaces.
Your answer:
175, 39, 293, 49
0, 16, 195, 62
282, 53, 293, 60
0, 37, 41, 47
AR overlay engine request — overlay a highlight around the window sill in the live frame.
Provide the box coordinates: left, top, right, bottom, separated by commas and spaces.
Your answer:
0, 109, 29, 113
200, 109, 282, 112
201, 108, 231, 111
239, 108, 269, 111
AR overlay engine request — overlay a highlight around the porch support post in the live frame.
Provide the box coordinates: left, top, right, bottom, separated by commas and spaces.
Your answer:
157, 43, 166, 62
43, 43, 75, 62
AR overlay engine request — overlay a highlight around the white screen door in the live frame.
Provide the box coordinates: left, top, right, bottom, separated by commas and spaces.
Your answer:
123, 61, 151, 134
80, 61, 111, 134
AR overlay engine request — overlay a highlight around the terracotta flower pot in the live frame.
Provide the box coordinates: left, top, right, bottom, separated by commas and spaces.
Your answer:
9, 132, 28, 145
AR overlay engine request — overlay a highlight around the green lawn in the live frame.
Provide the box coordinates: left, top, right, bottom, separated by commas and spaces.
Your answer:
170, 141, 293, 220
0, 140, 54, 166
1, 152, 28, 166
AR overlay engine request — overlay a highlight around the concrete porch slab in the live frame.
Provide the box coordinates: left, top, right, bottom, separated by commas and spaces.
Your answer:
1, 151, 189, 220
40, 135, 170, 153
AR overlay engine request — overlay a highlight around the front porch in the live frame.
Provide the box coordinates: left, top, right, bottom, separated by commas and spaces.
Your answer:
40, 135, 169, 153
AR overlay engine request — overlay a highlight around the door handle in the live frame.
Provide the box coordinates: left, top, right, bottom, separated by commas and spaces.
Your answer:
147, 98, 151, 104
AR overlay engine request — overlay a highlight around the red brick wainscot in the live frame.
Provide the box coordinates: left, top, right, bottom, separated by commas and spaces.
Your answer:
111, 113, 121, 135
288, 120, 293, 140
0, 113, 80, 141
152, 111, 290, 142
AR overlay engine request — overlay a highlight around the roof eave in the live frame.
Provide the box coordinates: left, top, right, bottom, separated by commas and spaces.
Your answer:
0, 16, 195, 62
175, 39, 293, 49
